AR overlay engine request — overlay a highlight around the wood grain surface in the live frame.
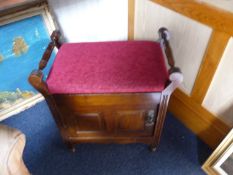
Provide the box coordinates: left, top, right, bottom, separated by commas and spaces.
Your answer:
191, 31, 230, 103
150, 0, 233, 35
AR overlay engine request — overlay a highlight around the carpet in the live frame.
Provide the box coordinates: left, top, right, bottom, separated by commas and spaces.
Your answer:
1, 101, 211, 175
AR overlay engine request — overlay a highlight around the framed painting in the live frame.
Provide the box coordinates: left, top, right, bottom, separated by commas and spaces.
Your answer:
202, 129, 233, 175
0, 5, 56, 120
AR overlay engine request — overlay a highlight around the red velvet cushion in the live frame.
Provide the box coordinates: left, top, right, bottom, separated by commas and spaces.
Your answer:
46, 41, 168, 94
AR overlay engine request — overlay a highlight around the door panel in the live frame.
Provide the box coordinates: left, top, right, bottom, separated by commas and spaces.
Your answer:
117, 110, 145, 131
115, 110, 155, 136
75, 113, 105, 132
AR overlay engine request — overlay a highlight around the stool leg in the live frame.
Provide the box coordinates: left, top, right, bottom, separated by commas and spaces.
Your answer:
150, 94, 169, 152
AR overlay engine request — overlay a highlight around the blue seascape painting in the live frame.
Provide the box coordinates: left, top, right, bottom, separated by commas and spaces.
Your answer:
0, 15, 55, 112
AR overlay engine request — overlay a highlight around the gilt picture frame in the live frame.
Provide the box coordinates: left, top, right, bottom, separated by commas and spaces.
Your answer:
202, 129, 233, 175
0, 5, 56, 121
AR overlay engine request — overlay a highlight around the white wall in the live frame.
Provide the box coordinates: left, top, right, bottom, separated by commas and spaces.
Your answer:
47, 0, 128, 42
203, 38, 233, 126
134, 0, 212, 94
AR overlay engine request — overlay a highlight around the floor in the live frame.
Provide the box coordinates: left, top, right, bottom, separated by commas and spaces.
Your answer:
2, 101, 211, 175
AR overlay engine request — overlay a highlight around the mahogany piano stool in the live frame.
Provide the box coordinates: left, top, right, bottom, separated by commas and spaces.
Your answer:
29, 28, 183, 152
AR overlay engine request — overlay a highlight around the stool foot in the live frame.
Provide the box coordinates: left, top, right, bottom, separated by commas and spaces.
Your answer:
149, 145, 157, 152
65, 142, 76, 152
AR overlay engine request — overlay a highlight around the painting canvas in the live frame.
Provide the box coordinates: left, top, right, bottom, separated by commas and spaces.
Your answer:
0, 8, 55, 120
220, 153, 233, 174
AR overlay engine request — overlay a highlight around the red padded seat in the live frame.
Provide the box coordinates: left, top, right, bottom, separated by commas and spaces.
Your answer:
46, 41, 169, 94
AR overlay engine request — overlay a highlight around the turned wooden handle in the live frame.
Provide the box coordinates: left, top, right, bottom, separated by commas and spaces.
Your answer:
28, 70, 48, 95
39, 42, 55, 70
158, 27, 175, 69
39, 30, 61, 70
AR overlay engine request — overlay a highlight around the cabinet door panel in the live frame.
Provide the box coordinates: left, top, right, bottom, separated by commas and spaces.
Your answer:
115, 110, 155, 136
117, 111, 145, 131
75, 113, 105, 132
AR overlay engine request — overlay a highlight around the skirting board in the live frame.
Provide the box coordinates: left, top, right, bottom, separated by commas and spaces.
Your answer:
168, 89, 231, 149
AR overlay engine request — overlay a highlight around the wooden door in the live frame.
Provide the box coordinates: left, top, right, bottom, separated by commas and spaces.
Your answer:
114, 109, 155, 136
